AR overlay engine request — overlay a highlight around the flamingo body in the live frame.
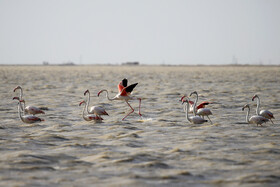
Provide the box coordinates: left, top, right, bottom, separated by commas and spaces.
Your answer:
84, 90, 108, 119
20, 114, 44, 124
252, 95, 274, 124
183, 98, 207, 124
13, 98, 44, 124
13, 86, 45, 115
79, 100, 103, 121
242, 104, 268, 126
189, 91, 213, 123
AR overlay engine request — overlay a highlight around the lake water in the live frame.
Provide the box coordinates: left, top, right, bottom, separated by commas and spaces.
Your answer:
0, 65, 280, 186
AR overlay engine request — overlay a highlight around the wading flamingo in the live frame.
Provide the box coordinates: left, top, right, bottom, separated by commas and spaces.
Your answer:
12, 97, 45, 115
252, 95, 275, 124
13, 97, 44, 123
98, 78, 142, 120
189, 91, 213, 123
13, 86, 45, 115
84, 90, 108, 119
242, 104, 268, 126
79, 100, 103, 121
180, 95, 211, 113
182, 98, 207, 124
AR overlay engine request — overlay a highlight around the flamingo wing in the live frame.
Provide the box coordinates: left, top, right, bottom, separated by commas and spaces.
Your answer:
118, 78, 128, 92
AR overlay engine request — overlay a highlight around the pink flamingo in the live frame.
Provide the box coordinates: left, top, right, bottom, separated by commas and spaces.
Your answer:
189, 91, 213, 123
98, 78, 142, 120
84, 90, 108, 119
13, 97, 44, 123
79, 100, 103, 121
242, 104, 268, 126
13, 86, 45, 115
182, 98, 208, 124
252, 95, 275, 124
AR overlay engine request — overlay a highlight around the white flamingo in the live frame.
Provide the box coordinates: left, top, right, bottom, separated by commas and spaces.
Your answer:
13, 86, 45, 115
13, 98, 44, 124
242, 104, 268, 126
84, 90, 108, 119
189, 91, 213, 123
252, 95, 275, 124
182, 98, 208, 124
98, 78, 142, 120
79, 100, 102, 121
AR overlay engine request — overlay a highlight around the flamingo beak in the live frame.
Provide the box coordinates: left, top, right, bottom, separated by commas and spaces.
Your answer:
84, 90, 89, 96
79, 101, 84, 106
97, 91, 102, 97
12, 97, 19, 100
180, 95, 186, 102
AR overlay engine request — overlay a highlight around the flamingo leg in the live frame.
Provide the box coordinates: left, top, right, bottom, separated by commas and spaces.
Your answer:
138, 98, 142, 117
207, 116, 212, 124
122, 101, 135, 120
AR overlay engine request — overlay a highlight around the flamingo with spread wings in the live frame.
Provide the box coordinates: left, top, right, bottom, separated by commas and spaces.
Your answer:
98, 78, 142, 120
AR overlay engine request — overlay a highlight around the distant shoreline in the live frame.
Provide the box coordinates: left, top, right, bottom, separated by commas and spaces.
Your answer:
0, 64, 279, 67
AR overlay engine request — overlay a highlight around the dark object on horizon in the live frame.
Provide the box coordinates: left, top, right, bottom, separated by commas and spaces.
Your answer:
122, 61, 139, 66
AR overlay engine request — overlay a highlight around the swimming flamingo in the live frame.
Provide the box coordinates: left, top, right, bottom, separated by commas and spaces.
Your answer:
12, 97, 45, 115
189, 91, 213, 123
13, 86, 45, 115
84, 90, 108, 119
242, 104, 268, 126
252, 95, 275, 124
97, 78, 142, 120
79, 100, 103, 121
180, 95, 211, 113
182, 98, 207, 124
13, 98, 44, 123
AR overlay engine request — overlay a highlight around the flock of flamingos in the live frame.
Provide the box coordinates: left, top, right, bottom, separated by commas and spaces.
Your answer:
12, 78, 275, 126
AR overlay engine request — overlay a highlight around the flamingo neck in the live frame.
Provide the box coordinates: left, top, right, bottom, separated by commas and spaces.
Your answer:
255, 96, 260, 115
193, 93, 198, 116
245, 107, 250, 123
185, 101, 191, 122
101, 90, 114, 101
81, 103, 88, 121
17, 102, 24, 122
85, 92, 90, 113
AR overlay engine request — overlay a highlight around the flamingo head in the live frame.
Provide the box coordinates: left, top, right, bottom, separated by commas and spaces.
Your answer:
79, 100, 86, 106
13, 85, 22, 92
12, 96, 20, 100
252, 94, 258, 101
190, 91, 197, 97
242, 104, 250, 111
84, 89, 89, 96
97, 90, 104, 97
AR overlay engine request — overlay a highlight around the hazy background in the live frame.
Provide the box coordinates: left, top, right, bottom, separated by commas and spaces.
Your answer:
0, 0, 279, 65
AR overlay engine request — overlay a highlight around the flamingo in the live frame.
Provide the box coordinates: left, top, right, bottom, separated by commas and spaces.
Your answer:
13, 86, 45, 115
180, 95, 211, 113
84, 90, 108, 119
189, 91, 213, 123
13, 97, 44, 124
79, 100, 103, 121
97, 78, 142, 120
242, 104, 268, 126
182, 98, 207, 124
252, 95, 275, 124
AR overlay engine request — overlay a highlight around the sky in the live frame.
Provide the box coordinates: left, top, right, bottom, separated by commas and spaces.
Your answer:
0, 0, 279, 65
